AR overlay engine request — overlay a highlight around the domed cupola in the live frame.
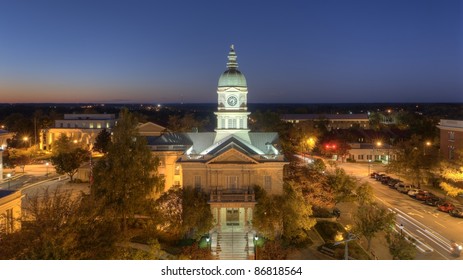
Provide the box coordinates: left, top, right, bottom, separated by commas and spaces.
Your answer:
218, 45, 247, 88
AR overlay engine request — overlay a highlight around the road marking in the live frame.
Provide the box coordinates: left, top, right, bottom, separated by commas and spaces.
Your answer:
407, 212, 424, 218
434, 221, 446, 228
416, 229, 451, 256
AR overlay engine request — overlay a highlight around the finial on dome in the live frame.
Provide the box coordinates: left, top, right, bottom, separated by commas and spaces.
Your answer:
227, 44, 238, 69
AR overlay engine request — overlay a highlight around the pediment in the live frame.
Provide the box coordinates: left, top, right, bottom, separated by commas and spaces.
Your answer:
137, 122, 166, 136
206, 148, 258, 164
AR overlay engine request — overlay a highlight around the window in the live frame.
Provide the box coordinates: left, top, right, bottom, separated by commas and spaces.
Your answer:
221, 118, 225, 129
366, 155, 372, 160
264, 176, 272, 191
449, 131, 455, 141
228, 119, 232, 128
97, 123, 102, 129
89, 123, 94, 129
174, 165, 180, 175
106, 122, 110, 128
358, 155, 364, 160
239, 118, 243, 129
232, 119, 237, 128
194, 175, 201, 188
227, 176, 239, 190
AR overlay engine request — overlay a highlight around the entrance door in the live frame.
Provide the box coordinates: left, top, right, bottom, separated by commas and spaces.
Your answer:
226, 208, 240, 226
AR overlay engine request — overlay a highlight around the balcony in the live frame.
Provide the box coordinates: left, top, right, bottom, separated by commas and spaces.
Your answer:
210, 189, 255, 202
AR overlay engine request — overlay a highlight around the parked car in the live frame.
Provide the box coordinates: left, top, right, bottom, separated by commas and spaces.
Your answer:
387, 179, 402, 189
437, 202, 455, 213
397, 184, 416, 194
424, 196, 443, 206
376, 174, 386, 181
407, 188, 421, 197
449, 208, 463, 218
370, 172, 379, 179
415, 191, 435, 201
380, 176, 392, 185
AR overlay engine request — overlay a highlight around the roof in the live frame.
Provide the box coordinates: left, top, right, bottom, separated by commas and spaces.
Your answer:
281, 114, 369, 121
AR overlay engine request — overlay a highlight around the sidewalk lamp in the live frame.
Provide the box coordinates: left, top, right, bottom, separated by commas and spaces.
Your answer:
206, 236, 211, 250
45, 162, 49, 177
398, 224, 404, 236
334, 232, 356, 260
424, 141, 431, 155
7, 173, 11, 189
368, 159, 372, 175
254, 236, 259, 260
23, 136, 30, 148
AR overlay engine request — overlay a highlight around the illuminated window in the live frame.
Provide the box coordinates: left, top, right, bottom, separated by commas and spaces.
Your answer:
449, 131, 455, 141
97, 123, 102, 129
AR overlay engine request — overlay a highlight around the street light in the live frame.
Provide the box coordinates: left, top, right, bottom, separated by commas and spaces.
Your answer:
368, 159, 372, 176
398, 224, 404, 236
375, 141, 382, 162
6, 173, 11, 189
45, 162, 49, 177
23, 136, 30, 148
254, 236, 259, 260
424, 141, 431, 155
334, 232, 356, 260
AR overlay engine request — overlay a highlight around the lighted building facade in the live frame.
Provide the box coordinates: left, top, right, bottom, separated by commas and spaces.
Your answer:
0, 190, 23, 235
437, 119, 463, 160
40, 114, 116, 151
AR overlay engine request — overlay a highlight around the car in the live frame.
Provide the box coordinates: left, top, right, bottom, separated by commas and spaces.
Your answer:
414, 191, 435, 201
407, 188, 421, 197
437, 202, 455, 212
397, 184, 415, 194
375, 174, 386, 181
370, 172, 379, 179
380, 176, 391, 185
424, 196, 443, 206
449, 208, 463, 218
387, 179, 402, 189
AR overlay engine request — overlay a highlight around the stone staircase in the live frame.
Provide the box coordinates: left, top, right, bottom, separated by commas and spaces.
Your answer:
216, 230, 249, 260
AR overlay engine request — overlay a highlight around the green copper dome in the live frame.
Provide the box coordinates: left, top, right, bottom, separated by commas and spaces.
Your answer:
218, 45, 247, 87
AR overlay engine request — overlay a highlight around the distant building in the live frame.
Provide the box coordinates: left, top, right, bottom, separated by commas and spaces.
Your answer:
0, 190, 23, 235
437, 119, 463, 160
40, 114, 116, 151
281, 114, 369, 130
0, 129, 14, 149
347, 143, 396, 163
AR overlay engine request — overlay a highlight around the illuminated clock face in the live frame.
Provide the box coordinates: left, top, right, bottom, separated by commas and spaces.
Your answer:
227, 96, 238, 106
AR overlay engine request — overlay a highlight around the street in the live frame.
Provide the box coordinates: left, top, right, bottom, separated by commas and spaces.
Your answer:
338, 162, 463, 260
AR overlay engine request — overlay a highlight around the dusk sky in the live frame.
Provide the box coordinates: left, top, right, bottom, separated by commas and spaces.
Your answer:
0, 0, 462, 103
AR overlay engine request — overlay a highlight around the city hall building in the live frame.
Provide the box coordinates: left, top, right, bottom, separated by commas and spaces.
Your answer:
148, 46, 287, 259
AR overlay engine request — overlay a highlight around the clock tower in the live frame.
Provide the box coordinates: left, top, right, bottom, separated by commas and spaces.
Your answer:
214, 45, 251, 143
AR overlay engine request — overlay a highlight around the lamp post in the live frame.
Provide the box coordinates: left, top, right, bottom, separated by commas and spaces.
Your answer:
45, 162, 49, 177
375, 141, 382, 163
23, 136, 30, 148
206, 236, 211, 251
368, 159, 372, 176
7, 173, 11, 189
334, 232, 356, 260
424, 141, 431, 155
254, 236, 259, 260
398, 224, 404, 236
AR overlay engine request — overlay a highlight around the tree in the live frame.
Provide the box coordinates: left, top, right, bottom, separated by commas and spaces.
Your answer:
253, 184, 316, 245
387, 134, 439, 187
326, 168, 357, 205
167, 113, 209, 132
91, 108, 164, 233
439, 150, 463, 197
0, 189, 121, 260
181, 187, 213, 240
354, 202, 395, 250
51, 148, 89, 182
93, 128, 111, 154
386, 232, 417, 260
